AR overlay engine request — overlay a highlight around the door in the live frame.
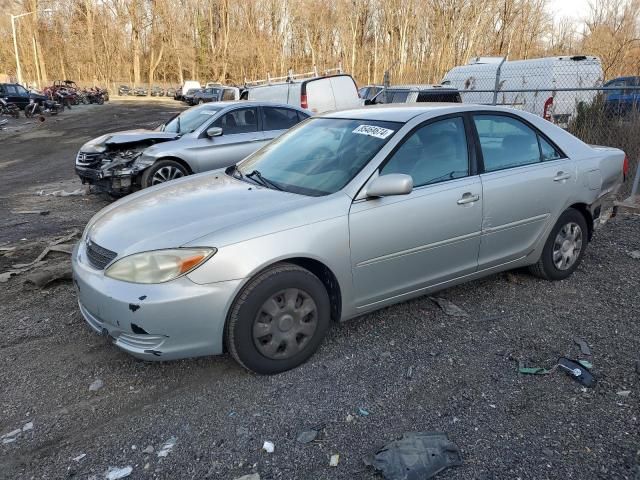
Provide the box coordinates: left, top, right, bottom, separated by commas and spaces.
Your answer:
349, 116, 483, 307
188, 107, 265, 172
260, 106, 308, 141
473, 113, 576, 269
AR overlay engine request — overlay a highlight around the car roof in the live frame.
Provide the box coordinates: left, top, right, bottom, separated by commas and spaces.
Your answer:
195, 100, 309, 111
387, 84, 459, 91
324, 104, 527, 122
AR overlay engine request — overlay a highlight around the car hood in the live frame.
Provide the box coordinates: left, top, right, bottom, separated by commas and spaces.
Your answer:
85, 172, 312, 257
80, 130, 180, 152
103, 130, 178, 145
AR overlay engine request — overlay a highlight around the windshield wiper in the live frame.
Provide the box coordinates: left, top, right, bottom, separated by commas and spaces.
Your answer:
246, 170, 283, 191
227, 164, 245, 180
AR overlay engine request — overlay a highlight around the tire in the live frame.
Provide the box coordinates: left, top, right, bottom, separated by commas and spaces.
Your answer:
24, 104, 36, 118
97, 96, 104, 105
140, 159, 189, 188
529, 208, 588, 281
225, 263, 331, 374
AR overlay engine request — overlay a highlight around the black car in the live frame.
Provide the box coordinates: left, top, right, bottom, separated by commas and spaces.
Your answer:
192, 87, 221, 104
150, 86, 165, 97
133, 87, 148, 96
118, 85, 131, 96
0, 83, 31, 109
182, 88, 201, 105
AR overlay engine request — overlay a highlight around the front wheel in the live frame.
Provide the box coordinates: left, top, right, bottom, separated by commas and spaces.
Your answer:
529, 208, 588, 280
225, 263, 331, 374
140, 159, 189, 188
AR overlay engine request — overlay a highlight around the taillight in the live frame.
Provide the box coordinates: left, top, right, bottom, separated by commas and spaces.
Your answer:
623, 154, 629, 180
300, 94, 308, 109
543, 97, 553, 121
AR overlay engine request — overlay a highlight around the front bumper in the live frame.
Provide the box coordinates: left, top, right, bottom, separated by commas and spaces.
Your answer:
72, 243, 242, 361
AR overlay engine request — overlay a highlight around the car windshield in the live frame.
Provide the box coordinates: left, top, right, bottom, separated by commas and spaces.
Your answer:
161, 106, 223, 135
237, 117, 400, 196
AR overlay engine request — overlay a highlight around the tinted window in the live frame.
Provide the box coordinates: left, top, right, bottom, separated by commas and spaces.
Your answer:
474, 115, 541, 172
5, 85, 17, 94
381, 117, 469, 186
262, 107, 301, 131
16, 85, 28, 96
416, 90, 461, 103
213, 107, 258, 135
222, 89, 235, 101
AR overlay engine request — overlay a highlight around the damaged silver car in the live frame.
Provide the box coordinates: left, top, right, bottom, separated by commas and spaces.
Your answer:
75, 101, 310, 195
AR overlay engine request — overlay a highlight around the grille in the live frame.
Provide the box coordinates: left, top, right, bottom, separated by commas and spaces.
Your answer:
76, 152, 103, 167
86, 240, 117, 270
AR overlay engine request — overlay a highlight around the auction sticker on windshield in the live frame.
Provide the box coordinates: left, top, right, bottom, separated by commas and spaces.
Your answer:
352, 125, 394, 139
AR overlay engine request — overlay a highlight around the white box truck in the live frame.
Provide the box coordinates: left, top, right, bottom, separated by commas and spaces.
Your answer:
441, 55, 603, 126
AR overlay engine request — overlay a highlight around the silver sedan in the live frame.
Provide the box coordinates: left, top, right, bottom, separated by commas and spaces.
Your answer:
75, 101, 310, 195
72, 104, 627, 374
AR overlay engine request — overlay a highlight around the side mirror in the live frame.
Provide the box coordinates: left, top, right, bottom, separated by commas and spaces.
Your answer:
366, 173, 413, 198
364, 99, 373, 106
206, 127, 223, 138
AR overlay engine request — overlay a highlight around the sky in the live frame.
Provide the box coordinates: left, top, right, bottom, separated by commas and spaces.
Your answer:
546, 0, 592, 22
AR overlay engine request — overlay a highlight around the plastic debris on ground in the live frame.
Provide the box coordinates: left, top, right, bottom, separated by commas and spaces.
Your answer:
616, 390, 631, 397
37, 187, 88, 197
296, 429, 319, 444
72, 453, 86, 462
105, 466, 133, 480
517, 360, 553, 375
142, 445, 154, 454
262, 441, 274, 453
10, 210, 50, 215
628, 250, 640, 259
428, 297, 468, 317
557, 357, 596, 387
234, 474, 260, 480
363, 432, 463, 480
573, 337, 592, 355
89, 379, 104, 392
358, 407, 370, 416
157, 436, 177, 457
329, 454, 340, 467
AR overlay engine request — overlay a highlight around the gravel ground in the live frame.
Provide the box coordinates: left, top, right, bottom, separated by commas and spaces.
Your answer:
0, 102, 639, 480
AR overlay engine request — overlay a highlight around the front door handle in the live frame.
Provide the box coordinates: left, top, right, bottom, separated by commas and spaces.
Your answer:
457, 192, 480, 205
553, 171, 571, 182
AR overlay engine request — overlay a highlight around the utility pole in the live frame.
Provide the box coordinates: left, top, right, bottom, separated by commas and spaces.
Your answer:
9, 9, 52, 85
10, 14, 22, 84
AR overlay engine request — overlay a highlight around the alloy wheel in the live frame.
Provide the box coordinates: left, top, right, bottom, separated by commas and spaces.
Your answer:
151, 166, 184, 184
552, 222, 583, 270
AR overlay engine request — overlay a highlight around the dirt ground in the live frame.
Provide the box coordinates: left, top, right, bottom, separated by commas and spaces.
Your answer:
0, 101, 639, 480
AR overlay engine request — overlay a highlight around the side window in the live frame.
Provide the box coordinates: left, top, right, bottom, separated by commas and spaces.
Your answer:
222, 89, 235, 101
262, 107, 301, 131
16, 85, 28, 96
213, 108, 258, 135
6, 85, 17, 94
297, 111, 309, 123
539, 136, 562, 161
380, 117, 469, 187
474, 115, 541, 172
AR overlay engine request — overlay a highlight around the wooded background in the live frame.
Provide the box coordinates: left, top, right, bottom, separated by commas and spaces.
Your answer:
1, 0, 639, 88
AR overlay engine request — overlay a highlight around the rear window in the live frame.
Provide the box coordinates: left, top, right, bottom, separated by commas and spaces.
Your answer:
416, 90, 461, 103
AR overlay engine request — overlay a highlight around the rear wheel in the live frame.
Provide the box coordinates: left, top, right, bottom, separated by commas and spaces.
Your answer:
225, 263, 331, 374
140, 159, 189, 188
529, 208, 588, 280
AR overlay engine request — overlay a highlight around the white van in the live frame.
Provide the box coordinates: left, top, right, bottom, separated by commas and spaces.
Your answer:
244, 74, 362, 113
442, 56, 603, 126
178, 80, 201, 100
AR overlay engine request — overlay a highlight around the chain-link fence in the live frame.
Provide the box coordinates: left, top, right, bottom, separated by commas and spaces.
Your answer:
442, 56, 640, 199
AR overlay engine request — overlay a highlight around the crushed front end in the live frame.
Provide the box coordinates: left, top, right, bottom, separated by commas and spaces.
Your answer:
75, 147, 146, 195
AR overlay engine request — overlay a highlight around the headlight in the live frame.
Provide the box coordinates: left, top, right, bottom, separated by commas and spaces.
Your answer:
105, 248, 215, 284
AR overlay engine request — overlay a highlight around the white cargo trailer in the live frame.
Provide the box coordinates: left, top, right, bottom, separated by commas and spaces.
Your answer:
441, 56, 603, 126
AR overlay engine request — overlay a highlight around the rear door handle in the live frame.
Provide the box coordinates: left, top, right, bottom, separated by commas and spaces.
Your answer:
457, 193, 480, 205
553, 171, 571, 182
